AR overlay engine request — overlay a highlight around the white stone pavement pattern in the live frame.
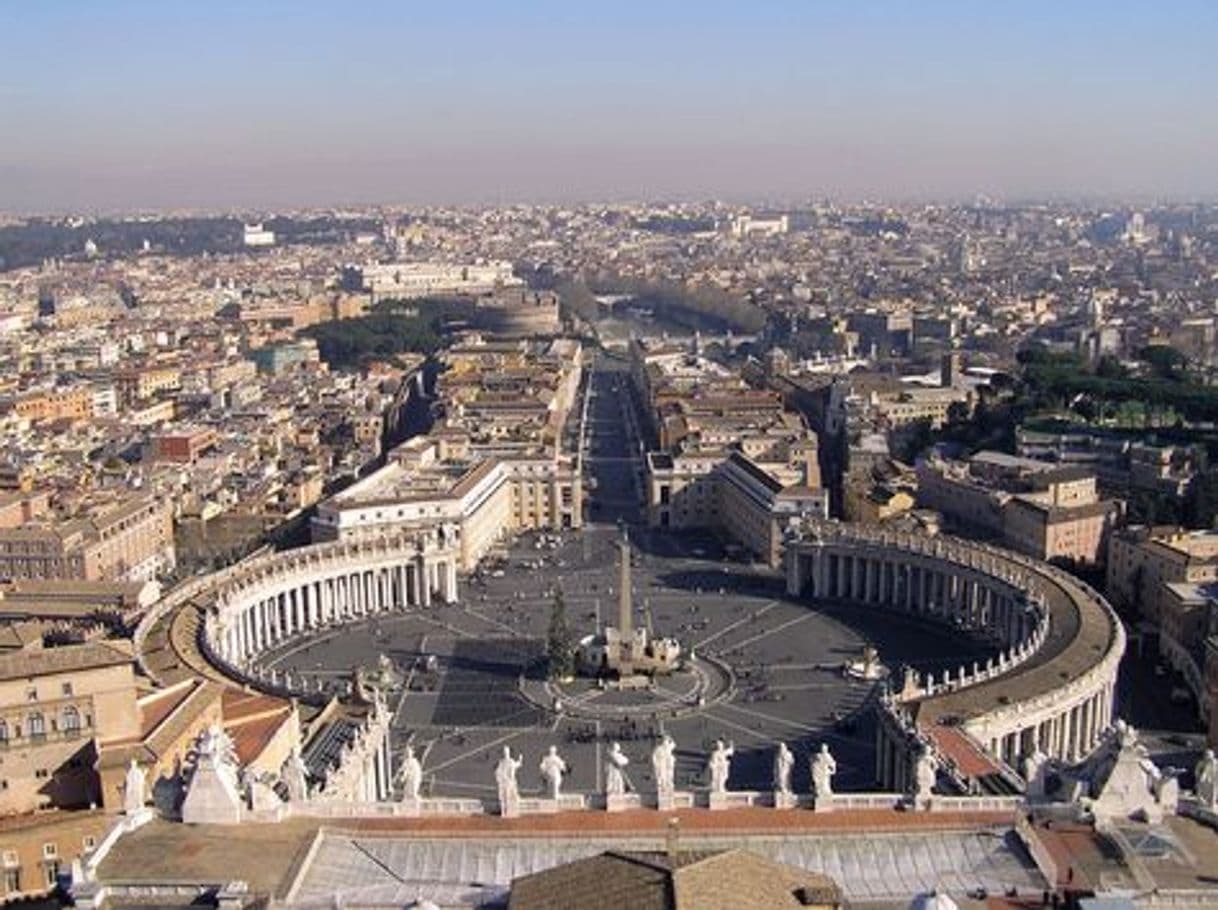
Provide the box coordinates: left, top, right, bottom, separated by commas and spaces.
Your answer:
286, 829, 1044, 908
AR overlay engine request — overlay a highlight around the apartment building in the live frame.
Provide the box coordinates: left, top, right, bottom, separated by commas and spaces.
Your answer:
1106, 526, 1218, 623
0, 495, 175, 583
917, 452, 1118, 564
0, 640, 140, 815
0, 387, 93, 423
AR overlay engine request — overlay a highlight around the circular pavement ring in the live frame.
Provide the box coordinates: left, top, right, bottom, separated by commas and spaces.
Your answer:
519, 654, 736, 722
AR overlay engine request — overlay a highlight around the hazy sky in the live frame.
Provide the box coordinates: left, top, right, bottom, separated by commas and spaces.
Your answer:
2, 1, 1217, 212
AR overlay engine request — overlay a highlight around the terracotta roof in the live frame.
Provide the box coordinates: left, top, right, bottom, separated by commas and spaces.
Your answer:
927, 725, 1004, 779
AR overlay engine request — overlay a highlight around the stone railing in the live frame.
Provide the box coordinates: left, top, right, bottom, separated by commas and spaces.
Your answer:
216, 786, 1029, 824
896, 604, 1051, 702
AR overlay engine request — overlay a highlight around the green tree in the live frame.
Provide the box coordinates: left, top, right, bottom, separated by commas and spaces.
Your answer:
1138, 344, 1188, 382
546, 589, 575, 680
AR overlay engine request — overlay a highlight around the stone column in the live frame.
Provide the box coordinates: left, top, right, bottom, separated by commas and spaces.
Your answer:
252, 603, 263, 651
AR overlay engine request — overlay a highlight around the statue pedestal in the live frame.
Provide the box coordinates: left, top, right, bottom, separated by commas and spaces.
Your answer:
509, 795, 588, 816
499, 797, 520, 819
399, 797, 422, 818
606, 793, 642, 813
656, 791, 694, 811
708, 791, 756, 810
555, 793, 587, 812
811, 794, 834, 813
772, 791, 797, 810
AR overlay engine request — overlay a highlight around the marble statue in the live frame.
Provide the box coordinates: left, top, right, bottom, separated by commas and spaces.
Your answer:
913, 745, 937, 803
539, 745, 568, 800
773, 742, 794, 796
123, 759, 146, 814
605, 741, 629, 796
495, 746, 522, 811
400, 744, 424, 802
1196, 749, 1218, 809
1086, 720, 1177, 823
248, 773, 284, 811
652, 734, 677, 798
280, 746, 310, 803
707, 740, 734, 794
810, 743, 837, 798
1022, 746, 1049, 801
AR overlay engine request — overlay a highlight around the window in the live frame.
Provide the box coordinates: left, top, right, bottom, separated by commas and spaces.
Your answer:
4, 868, 19, 894
26, 714, 44, 741
82, 836, 96, 851
2, 851, 16, 868
60, 683, 73, 697
40, 845, 55, 860
61, 707, 80, 737
24, 688, 36, 702
43, 862, 58, 888
0, 721, 7, 745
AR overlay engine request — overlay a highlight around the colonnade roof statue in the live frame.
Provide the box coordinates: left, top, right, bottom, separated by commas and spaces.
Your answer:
1196, 749, 1217, 811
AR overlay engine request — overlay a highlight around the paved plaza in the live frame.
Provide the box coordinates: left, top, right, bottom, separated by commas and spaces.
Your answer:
255, 359, 999, 799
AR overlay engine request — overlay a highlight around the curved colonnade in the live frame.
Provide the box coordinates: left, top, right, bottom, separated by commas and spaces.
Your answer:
147, 532, 463, 701
785, 523, 1125, 789
206, 531, 461, 697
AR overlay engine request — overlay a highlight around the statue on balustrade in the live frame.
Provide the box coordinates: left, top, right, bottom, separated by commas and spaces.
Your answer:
399, 743, 424, 802
913, 744, 938, 803
495, 746, 522, 811
1196, 749, 1218, 810
280, 746, 311, 802
1022, 746, 1049, 801
773, 742, 794, 796
706, 740, 734, 794
123, 759, 146, 814
539, 745, 568, 800
810, 743, 837, 799
605, 741, 630, 796
652, 734, 677, 798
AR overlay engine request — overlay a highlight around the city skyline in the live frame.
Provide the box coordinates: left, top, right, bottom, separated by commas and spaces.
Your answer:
3, 0, 1218, 212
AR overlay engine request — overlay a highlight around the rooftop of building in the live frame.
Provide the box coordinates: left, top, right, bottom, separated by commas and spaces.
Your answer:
509, 847, 843, 910
97, 809, 1033, 908
0, 638, 133, 683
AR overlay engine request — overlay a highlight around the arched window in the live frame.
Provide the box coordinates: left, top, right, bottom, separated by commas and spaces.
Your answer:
27, 712, 45, 740
0, 720, 8, 744
61, 707, 80, 737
